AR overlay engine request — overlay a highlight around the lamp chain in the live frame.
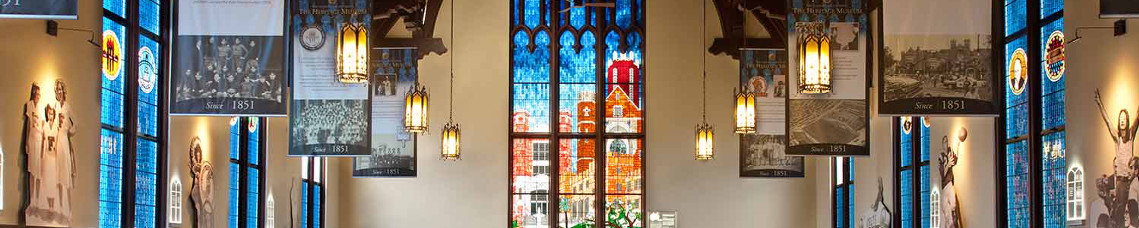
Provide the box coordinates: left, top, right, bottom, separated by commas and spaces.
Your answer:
700, 0, 707, 122
448, 0, 456, 122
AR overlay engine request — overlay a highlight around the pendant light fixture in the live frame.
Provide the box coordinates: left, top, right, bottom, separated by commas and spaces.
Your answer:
405, 79, 430, 134
733, 9, 756, 134
798, 30, 832, 94
695, 0, 715, 161
336, 23, 369, 83
441, 0, 461, 160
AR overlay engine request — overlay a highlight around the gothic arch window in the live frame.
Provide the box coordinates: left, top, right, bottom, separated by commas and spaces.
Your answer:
509, 0, 646, 227
1000, 0, 1067, 227
100, 0, 169, 226
170, 178, 183, 225
1066, 167, 1084, 221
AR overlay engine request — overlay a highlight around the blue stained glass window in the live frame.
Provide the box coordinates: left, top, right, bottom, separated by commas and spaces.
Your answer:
104, 0, 126, 18
99, 129, 124, 228
920, 165, 931, 227
514, 31, 552, 83
229, 163, 241, 228
134, 139, 158, 228
1041, 0, 1063, 19
901, 121, 912, 167
137, 34, 160, 137
559, 83, 596, 133
522, 0, 544, 28
513, 84, 551, 132
1006, 141, 1031, 228
920, 118, 930, 161
301, 184, 309, 228
836, 188, 845, 228
1005, 37, 1028, 139
102, 18, 127, 129
559, 32, 597, 83
1043, 132, 1067, 228
901, 169, 913, 228
248, 168, 260, 228
1041, 19, 1066, 130
314, 186, 322, 228
249, 125, 260, 165
1004, 0, 1026, 37
139, 0, 160, 35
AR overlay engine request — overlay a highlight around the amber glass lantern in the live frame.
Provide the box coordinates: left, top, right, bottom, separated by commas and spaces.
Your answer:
798, 34, 832, 94
404, 83, 429, 133
441, 122, 461, 160
336, 23, 369, 83
696, 122, 715, 161
733, 88, 756, 134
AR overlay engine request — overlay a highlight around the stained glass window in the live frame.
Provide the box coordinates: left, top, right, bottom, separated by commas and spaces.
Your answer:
834, 157, 854, 228
1002, 0, 1068, 226
896, 117, 931, 228
101, 0, 166, 226
229, 117, 265, 228
510, 0, 645, 227
300, 157, 324, 228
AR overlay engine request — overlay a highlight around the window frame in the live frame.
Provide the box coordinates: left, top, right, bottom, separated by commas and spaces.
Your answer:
833, 157, 855, 228
300, 157, 326, 228
1065, 166, 1083, 221
507, 0, 648, 227
100, 0, 170, 226
893, 117, 931, 228
229, 117, 267, 228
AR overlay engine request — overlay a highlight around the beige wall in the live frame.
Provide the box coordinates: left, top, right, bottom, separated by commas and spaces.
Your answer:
0, 0, 103, 226
1065, 0, 1139, 226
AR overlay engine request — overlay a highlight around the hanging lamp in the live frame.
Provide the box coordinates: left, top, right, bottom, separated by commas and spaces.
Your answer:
798, 31, 832, 94
695, 0, 714, 161
336, 23, 369, 83
733, 13, 756, 134
441, 0, 461, 160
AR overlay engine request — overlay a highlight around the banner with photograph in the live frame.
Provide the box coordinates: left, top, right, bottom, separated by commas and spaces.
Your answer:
172, 0, 287, 115
288, 0, 371, 156
786, 0, 870, 156
879, 0, 997, 115
354, 48, 417, 177
740, 49, 803, 177
0, 0, 77, 20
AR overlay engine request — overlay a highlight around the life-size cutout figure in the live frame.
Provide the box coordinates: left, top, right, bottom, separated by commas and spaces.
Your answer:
188, 138, 215, 228
1095, 89, 1139, 228
23, 81, 77, 227
859, 177, 892, 228
939, 128, 966, 228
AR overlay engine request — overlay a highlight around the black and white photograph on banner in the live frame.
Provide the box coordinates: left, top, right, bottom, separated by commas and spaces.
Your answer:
288, 0, 371, 156
740, 134, 804, 178
355, 48, 418, 177
785, 0, 870, 156
880, 0, 997, 115
172, 0, 286, 115
172, 36, 285, 115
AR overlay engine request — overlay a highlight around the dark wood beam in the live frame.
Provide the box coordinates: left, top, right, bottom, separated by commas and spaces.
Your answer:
371, 0, 448, 60
711, 0, 788, 59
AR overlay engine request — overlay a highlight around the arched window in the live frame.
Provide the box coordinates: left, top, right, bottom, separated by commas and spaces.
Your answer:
100, 0, 168, 226
1067, 167, 1084, 221
170, 178, 183, 225
509, 0, 646, 227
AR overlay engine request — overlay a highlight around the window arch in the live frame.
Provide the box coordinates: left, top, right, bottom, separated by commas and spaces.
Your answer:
1066, 167, 1084, 221
100, 0, 168, 226
509, 0, 646, 227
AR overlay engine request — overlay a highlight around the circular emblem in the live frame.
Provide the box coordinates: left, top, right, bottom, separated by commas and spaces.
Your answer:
138, 46, 157, 94
902, 117, 913, 134
248, 118, 259, 133
300, 25, 326, 51
1007, 48, 1028, 96
102, 30, 122, 81
1045, 31, 1066, 82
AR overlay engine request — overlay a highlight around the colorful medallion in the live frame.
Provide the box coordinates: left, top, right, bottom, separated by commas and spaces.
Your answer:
102, 30, 122, 81
1045, 31, 1066, 82
1008, 48, 1028, 95
138, 46, 157, 94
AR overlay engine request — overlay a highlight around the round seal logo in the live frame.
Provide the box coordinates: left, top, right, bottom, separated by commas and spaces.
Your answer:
1007, 48, 1028, 96
138, 46, 157, 94
902, 117, 913, 134
102, 30, 122, 81
301, 25, 326, 51
248, 117, 259, 133
1045, 31, 1066, 82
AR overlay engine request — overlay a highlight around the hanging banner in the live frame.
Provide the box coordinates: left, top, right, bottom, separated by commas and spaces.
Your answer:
879, 0, 997, 115
354, 48, 418, 177
288, 0, 371, 156
172, 0, 287, 116
740, 49, 804, 178
786, 0, 870, 156
0, 0, 77, 20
